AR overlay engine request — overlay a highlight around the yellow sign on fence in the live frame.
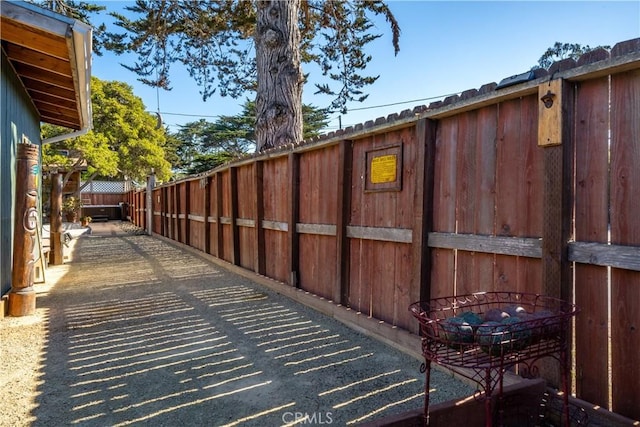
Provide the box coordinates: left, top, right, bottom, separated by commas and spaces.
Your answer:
370, 154, 397, 184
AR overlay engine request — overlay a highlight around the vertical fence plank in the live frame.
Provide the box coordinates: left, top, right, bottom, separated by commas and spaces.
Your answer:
455, 110, 480, 296
166, 186, 171, 238
229, 167, 239, 265
185, 181, 191, 246
160, 186, 166, 237
476, 106, 498, 290
204, 176, 211, 254
495, 95, 543, 294
190, 178, 205, 251
262, 157, 289, 282
170, 186, 176, 240
235, 165, 255, 269
173, 184, 179, 242
215, 172, 224, 259
164, 187, 169, 238
610, 69, 640, 421
180, 183, 187, 243
573, 75, 610, 408
152, 188, 159, 234
298, 146, 339, 299
431, 117, 457, 298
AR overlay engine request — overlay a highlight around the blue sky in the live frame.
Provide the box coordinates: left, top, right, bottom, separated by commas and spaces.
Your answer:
91, 1, 640, 134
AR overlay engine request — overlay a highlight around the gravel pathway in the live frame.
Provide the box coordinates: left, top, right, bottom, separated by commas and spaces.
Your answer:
1, 222, 473, 426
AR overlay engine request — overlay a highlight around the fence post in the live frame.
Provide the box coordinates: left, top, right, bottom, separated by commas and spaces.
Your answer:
538, 78, 573, 301
336, 140, 353, 304
538, 78, 575, 392
288, 153, 300, 287
413, 119, 437, 306
185, 180, 191, 246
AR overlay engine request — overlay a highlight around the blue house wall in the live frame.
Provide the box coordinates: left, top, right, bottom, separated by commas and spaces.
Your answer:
1, 52, 42, 296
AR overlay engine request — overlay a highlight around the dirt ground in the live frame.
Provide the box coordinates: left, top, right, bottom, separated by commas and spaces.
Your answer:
1, 222, 473, 427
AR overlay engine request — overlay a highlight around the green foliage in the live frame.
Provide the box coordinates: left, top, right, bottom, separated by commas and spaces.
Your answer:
186, 152, 235, 175
535, 42, 610, 69
168, 100, 329, 174
41, 77, 172, 182
106, 1, 400, 114
61, 196, 81, 214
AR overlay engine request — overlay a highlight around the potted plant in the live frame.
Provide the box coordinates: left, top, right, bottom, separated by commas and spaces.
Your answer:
62, 196, 81, 222
80, 216, 92, 227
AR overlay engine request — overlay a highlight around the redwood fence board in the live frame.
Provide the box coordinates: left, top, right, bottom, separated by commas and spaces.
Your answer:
574, 75, 610, 407
609, 68, 640, 421
262, 157, 289, 282
431, 116, 458, 298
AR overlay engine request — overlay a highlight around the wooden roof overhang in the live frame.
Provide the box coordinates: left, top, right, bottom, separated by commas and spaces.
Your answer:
1, 1, 92, 131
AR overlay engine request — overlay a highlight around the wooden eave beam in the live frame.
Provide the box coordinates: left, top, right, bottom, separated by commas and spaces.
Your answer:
4, 43, 72, 77
28, 91, 77, 110
36, 105, 79, 121
13, 62, 75, 89
42, 115, 80, 130
21, 73, 75, 94
0, 18, 70, 60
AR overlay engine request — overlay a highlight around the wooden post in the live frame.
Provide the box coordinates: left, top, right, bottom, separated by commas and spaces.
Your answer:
413, 119, 437, 305
336, 140, 353, 305
288, 153, 300, 287
49, 172, 64, 265
8, 143, 39, 316
538, 78, 574, 394
538, 79, 569, 300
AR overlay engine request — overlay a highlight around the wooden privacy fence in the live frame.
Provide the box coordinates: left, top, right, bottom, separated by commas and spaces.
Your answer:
128, 39, 640, 421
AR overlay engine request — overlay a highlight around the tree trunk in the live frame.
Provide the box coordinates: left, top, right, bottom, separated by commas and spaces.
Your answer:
254, 0, 303, 152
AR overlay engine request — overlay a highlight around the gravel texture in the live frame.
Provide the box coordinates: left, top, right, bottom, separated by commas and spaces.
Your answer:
1, 222, 473, 427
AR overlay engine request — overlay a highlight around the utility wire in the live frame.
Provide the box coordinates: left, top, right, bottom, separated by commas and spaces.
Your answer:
346, 92, 459, 112
154, 90, 460, 122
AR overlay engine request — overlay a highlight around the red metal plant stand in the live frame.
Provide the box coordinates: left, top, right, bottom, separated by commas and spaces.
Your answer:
410, 291, 579, 427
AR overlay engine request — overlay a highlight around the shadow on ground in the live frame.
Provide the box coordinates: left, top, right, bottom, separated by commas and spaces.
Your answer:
32, 226, 472, 426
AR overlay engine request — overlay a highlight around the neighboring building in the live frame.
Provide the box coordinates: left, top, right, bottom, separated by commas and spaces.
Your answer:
1, 1, 92, 311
